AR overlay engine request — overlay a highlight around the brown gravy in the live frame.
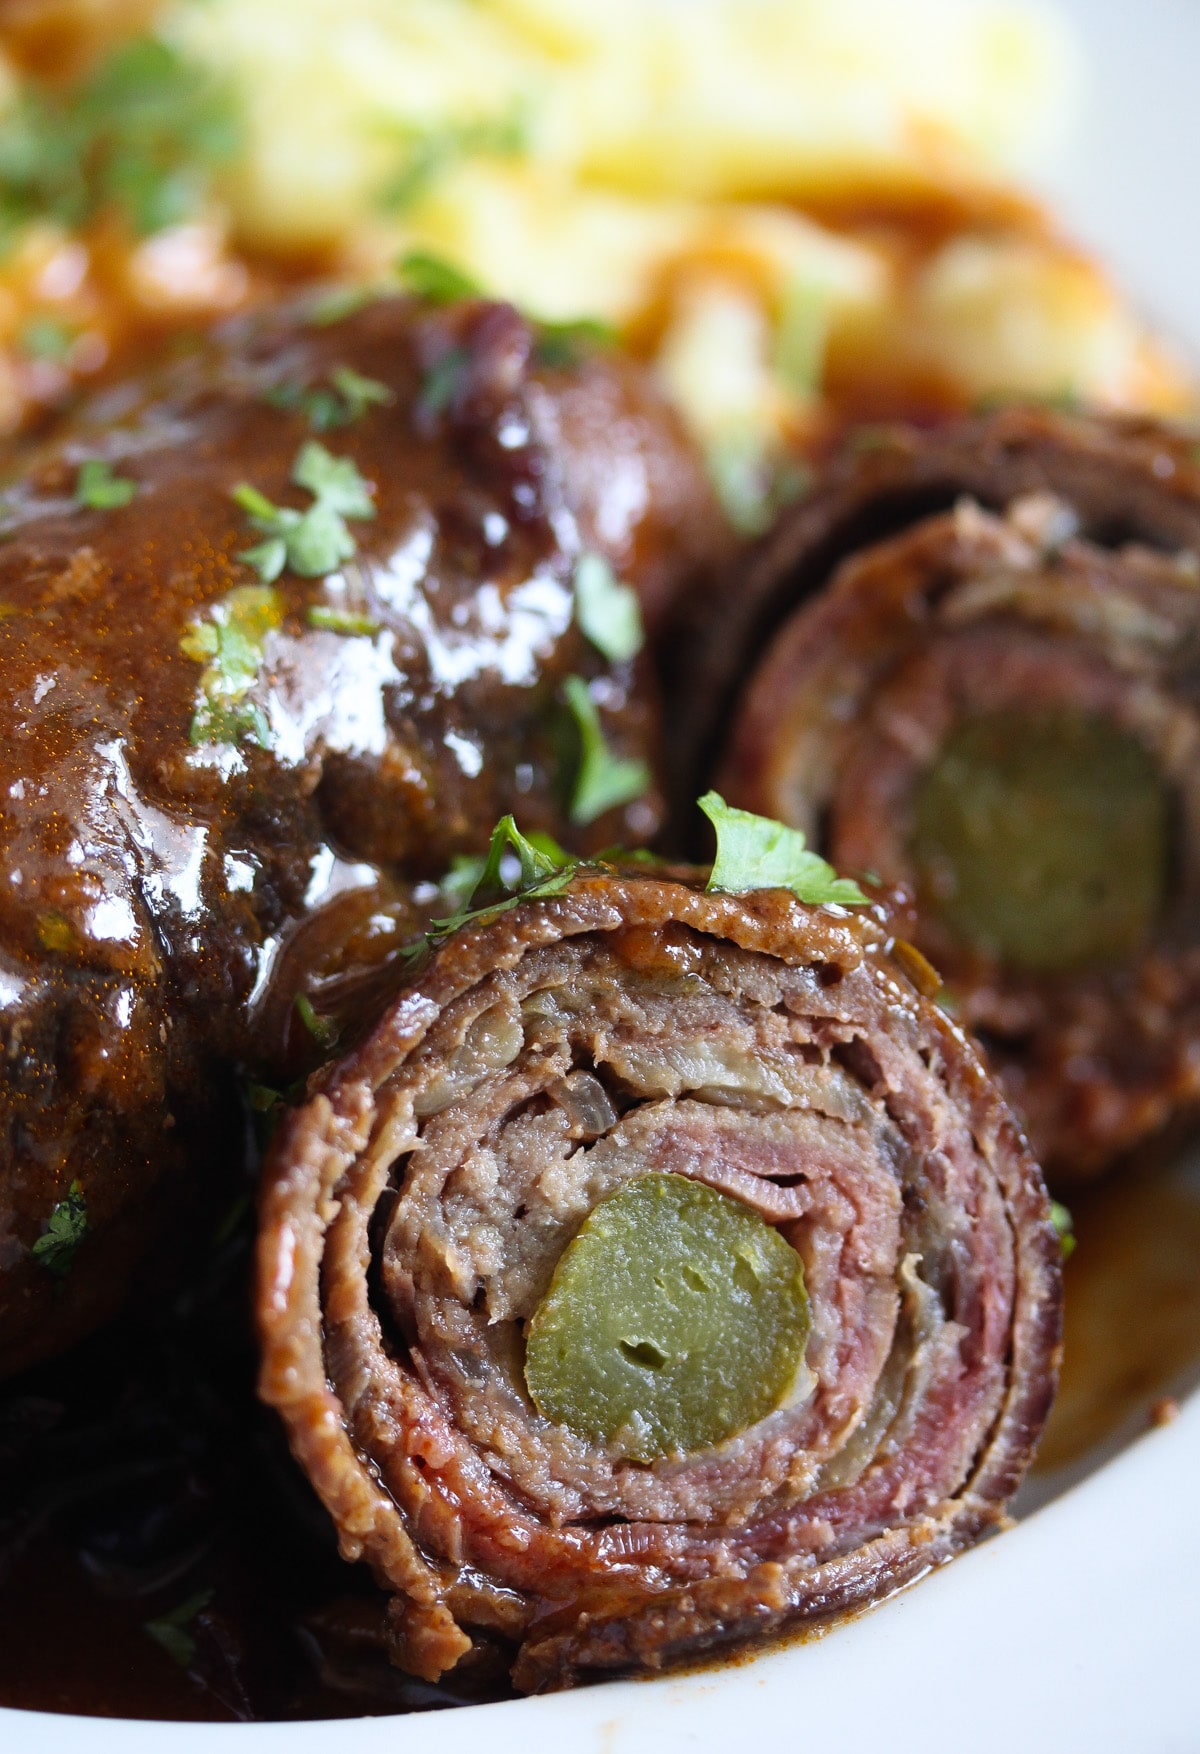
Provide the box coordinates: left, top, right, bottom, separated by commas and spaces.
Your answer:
1035, 1143, 1200, 1476
2, 1140, 1197, 1721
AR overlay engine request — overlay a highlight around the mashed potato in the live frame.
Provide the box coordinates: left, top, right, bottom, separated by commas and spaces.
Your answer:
0, 0, 1189, 520
173, 0, 1079, 244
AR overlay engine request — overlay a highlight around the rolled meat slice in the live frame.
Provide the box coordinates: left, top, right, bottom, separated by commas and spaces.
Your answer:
257, 855, 1061, 1692
707, 408, 1200, 1179
0, 288, 721, 1374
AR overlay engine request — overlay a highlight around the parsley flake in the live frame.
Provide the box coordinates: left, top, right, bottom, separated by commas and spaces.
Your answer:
573, 552, 643, 665
380, 105, 528, 216
307, 284, 382, 326
1050, 1200, 1076, 1260
534, 317, 617, 369
30, 1180, 88, 1278
18, 314, 74, 362
75, 458, 136, 510
699, 791, 868, 907
294, 992, 337, 1048
397, 250, 482, 305
562, 675, 651, 826
331, 365, 393, 420
419, 345, 471, 417
180, 583, 283, 748
144, 1589, 215, 1669
265, 365, 393, 432
706, 434, 812, 537
293, 441, 375, 516
306, 604, 381, 637
0, 37, 239, 247
233, 442, 375, 583
429, 816, 577, 938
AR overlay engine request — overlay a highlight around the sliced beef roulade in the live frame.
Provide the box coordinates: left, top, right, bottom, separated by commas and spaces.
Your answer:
709, 409, 1200, 1179
0, 287, 720, 1375
257, 809, 1061, 1692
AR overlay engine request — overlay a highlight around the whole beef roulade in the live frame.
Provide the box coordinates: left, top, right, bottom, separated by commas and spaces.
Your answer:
707, 409, 1200, 1179
257, 848, 1061, 1692
0, 289, 720, 1375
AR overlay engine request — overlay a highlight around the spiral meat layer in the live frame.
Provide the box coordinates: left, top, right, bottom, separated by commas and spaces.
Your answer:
709, 410, 1200, 1176
258, 873, 1060, 1690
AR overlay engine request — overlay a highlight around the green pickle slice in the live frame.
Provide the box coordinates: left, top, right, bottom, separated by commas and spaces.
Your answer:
911, 710, 1172, 972
524, 1172, 810, 1462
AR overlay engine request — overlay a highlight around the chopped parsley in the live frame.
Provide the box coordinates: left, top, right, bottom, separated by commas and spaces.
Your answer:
0, 37, 239, 248
233, 441, 375, 583
245, 1079, 283, 1115
180, 583, 283, 749
379, 106, 529, 216
397, 250, 482, 305
265, 365, 393, 433
427, 816, 577, 941
435, 851, 492, 916
307, 283, 383, 327
294, 992, 337, 1048
706, 432, 811, 537
534, 317, 617, 369
573, 552, 643, 665
30, 1180, 88, 1278
329, 366, 392, 420
18, 314, 75, 362
144, 1589, 215, 1669
1050, 1199, 1076, 1260
699, 791, 868, 907
306, 604, 381, 637
75, 458, 137, 509
418, 345, 471, 418
562, 674, 651, 826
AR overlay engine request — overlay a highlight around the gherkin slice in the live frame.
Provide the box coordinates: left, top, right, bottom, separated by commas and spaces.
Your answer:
911, 710, 1172, 972
524, 1172, 809, 1462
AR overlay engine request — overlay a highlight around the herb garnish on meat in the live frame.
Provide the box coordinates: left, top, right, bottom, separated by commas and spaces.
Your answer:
180, 584, 283, 748
75, 459, 137, 509
265, 365, 393, 432
0, 37, 239, 247
573, 552, 644, 664
233, 441, 375, 582
563, 675, 651, 825
699, 791, 868, 906
30, 1180, 88, 1278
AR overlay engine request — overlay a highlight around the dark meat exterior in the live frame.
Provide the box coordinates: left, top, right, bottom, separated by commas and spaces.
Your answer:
0, 292, 722, 1375
700, 408, 1200, 1179
257, 871, 1061, 1692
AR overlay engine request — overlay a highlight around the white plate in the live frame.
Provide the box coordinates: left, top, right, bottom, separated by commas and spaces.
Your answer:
4, 3, 1199, 1748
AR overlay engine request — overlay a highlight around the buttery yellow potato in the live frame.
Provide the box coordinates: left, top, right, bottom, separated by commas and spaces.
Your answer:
75, 0, 1192, 495
175, 0, 1075, 248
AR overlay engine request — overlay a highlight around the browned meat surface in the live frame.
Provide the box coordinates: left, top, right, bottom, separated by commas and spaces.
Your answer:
0, 292, 722, 1376
694, 409, 1200, 1179
257, 872, 1061, 1691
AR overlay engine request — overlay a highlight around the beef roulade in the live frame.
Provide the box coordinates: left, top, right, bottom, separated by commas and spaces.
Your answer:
257, 808, 1061, 1692
708, 408, 1200, 1179
0, 286, 720, 1375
